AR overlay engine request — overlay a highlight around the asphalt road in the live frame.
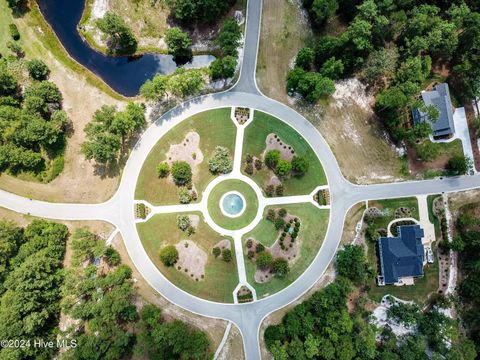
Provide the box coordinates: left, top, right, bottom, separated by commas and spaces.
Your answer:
1, 1, 480, 359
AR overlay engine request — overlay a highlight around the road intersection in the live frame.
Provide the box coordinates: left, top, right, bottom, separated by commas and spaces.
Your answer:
1, 1, 480, 359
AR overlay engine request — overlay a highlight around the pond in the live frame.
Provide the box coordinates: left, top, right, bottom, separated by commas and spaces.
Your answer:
221, 192, 245, 217
36, 0, 215, 97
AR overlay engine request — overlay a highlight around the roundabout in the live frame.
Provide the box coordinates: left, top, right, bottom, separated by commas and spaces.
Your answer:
2, 1, 480, 358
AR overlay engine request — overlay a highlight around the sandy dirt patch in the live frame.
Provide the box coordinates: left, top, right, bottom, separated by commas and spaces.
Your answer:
175, 240, 207, 281
214, 239, 232, 251
91, 0, 108, 19
166, 132, 204, 171
269, 175, 282, 187
217, 324, 245, 360
188, 214, 200, 229
263, 133, 295, 161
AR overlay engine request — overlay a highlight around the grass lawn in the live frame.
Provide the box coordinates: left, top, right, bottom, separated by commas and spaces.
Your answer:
368, 197, 419, 230
135, 108, 236, 205
136, 212, 239, 303
366, 240, 439, 304
243, 203, 329, 299
427, 194, 442, 238
207, 180, 258, 230
242, 111, 327, 195
411, 139, 464, 179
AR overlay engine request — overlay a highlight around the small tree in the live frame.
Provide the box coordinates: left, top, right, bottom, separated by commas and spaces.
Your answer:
256, 243, 265, 253
266, 209, 276, 222
256, 251, 273, 269
96, 12, 137, 54
265, 150, 281, 169
447, 155, 472, 175
165, 27, 192, 59
159, 245, 179, 266
272, 258, 289, 278
222, 249, 232, 262
336, 244, 369, 285
176, 215, 191, 231
171, 161, 192, 185
278, 208, 287, 218
274, 218, 286, 230
157, 162, 170, 177
276, 160, 292, 178
212, 247, 221, 258
265, 184, 275, 197
275, 184, 284, 196
208, 146, 232, 174
26, 59, 50, 80
291, 156, 309, 176
9, 23, 20, 41
254, 159, 263, 170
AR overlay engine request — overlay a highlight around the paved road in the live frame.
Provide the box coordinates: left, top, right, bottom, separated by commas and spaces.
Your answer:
1, 1, 480, 359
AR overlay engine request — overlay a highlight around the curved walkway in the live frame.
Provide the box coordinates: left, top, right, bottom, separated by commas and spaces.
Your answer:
1, 1, 480, 359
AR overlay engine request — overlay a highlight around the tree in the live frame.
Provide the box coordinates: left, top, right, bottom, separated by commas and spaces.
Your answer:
171, 161, 192, 185
320, 57, 344, 80
167, 68, 205, 98
24, 81, 62, 105
140, 74, 169, 101
159, 245, 179, 266
157, 162, 170, 177
447, 155, 472, 176
336, 244, 369, 285
9, 23, 20, 41
167, 0, 234, 24
272, 258, 289, 278
216, 19, 241, 57
291, 156, 309, 176
296, 47, 315, 70
208, 146, 232, 174
297, 72, 336, 102
308, 0, 339, 27
165, 27, 192, 60
0, 70, 18, 96
26, 59, 50, 80
362, 47, 399, 87
96, 12, 137, 54
256, 251, 273, 269
265, 150, 281, 169
276, 159, 292, 178
287, 67, 306, 92
222, 249, 232, 262
209, 56, 237, 80
212, 247, 221, 258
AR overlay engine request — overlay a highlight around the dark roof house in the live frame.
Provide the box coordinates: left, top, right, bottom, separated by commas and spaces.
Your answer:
412, 83, 455, 138
378, 225, 425, 286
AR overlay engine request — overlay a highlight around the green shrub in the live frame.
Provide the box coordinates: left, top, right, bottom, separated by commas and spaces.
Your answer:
171, 161, 192, 185
26, 59, 50, 80
157, 162, 170, 177
159, 245, 179, 266
208, 146, 232, 174
212, 247, 221, 258
256, 251, 273, 269
274, 218, 286, 230
137, 203, 146, 219
265, 185, 275, 197
291, 156, 309, 176
222, 249, 232, 262
265, 150, 281, 169
9, 23, 20, 40
266, 209, 276, 222
178, 188, 192, 204
254, 159, 263, 170
256, 243, 265, 253
275, 184, 284, 196
276, 159, 292, 178
272, 258, 290, 278
176, 215, 191, 231
244, 163, 254, 175
104, 246, 121, 266
278, 208, 287, 218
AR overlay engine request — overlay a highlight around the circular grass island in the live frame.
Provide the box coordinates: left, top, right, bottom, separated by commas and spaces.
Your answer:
207, 179, 259, 230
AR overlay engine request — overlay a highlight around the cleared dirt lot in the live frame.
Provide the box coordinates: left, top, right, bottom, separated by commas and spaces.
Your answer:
256, 0, 403, 184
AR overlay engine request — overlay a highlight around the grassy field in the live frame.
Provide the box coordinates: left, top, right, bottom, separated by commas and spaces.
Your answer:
368, 197, 420, 230
243, 203, 329, 299
135, 108, 237, 205
242, 111, 327, 195
136, 212, 239, 303
207, 180, 258, 230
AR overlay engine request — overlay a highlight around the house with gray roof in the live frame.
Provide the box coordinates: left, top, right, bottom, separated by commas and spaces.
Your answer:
377, 225, 425, 286
412, 83, 455, 138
